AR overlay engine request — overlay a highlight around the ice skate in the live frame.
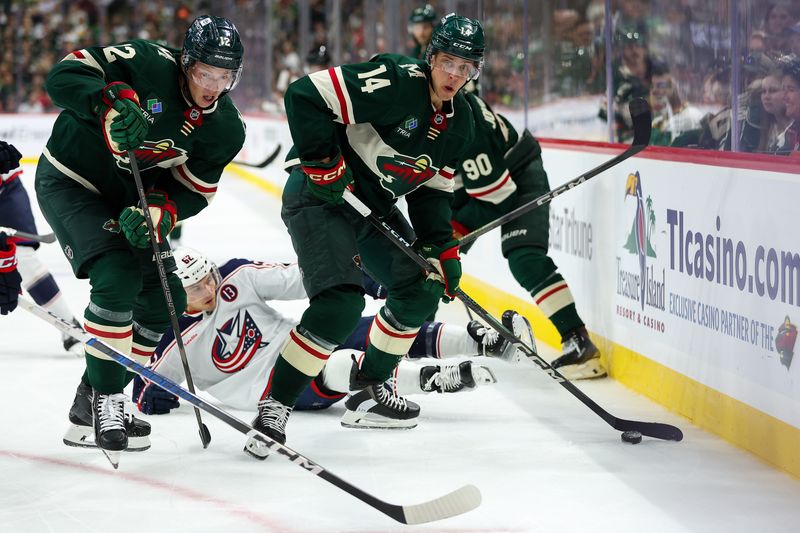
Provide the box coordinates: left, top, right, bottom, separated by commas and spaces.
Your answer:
341, 372, 420, 429
501, 310, 535, 364
551, 326, 606, 379
92, 390, 128, 469
63, 381, 151, 451
420, 361, 497, 393
244, 396, 292, 460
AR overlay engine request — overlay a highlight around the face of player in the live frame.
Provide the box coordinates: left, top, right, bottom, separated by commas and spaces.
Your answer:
185, 272, 218, 313
429, 53, 476, 102
783, 75, 800, 120
411, 22, 434, 46
186, 62, 235, 108
761, 75, 785, 116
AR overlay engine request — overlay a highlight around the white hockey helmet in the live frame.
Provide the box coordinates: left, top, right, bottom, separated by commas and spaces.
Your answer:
173, 247, 217, 288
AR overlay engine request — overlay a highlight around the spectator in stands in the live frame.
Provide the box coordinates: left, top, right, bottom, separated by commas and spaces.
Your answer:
648, 62, 703, 146
789, 23, 800, 56
775, 55, 800, 154
602, 27, 656, 141
407, 4, 437, 60
756, 69, 792, 153
763, 2, 797, 57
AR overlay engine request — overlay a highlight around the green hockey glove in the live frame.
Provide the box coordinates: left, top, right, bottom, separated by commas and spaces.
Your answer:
99, 82, 149, 154
420, 240, 461, 302
119, 190, 177, 248
301, 154, 354, 205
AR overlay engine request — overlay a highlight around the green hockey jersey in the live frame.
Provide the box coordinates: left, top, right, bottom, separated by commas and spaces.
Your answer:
283, 53, 475, 245
453, 93, 522, 230
43, 39, 246, 219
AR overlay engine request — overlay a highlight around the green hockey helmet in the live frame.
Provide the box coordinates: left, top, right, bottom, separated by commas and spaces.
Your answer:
181, 15, 244, 93
409, 4, 437, 24
426, 13, 485, 79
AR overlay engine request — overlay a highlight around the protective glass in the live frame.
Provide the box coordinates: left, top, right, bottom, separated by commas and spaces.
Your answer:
189, 63, 236, 92
432, 57, 479, 80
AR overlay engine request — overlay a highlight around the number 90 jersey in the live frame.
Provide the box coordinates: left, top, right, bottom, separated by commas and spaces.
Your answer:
284, 54, 475, 221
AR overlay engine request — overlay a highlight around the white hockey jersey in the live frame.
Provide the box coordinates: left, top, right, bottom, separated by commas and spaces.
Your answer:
150, 258, 307, 410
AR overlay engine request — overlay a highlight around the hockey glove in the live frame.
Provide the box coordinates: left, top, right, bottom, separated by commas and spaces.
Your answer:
119, 190, 177, 248
420, 240, 461, 302
0, 141, 22, 174
301, 153, 354, 205
99, 82, 149, 154
132, 375, 180, 415
0, 234, 21, 315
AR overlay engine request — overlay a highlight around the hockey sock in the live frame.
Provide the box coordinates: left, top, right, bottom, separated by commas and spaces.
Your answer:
393, 363, 426, 395
83, 303, 133, 393
360, 307, 419, 382
407, 322, 476, 358
269, 326, 337, 406
16, 245, 76, 323
508, 247, 584, 337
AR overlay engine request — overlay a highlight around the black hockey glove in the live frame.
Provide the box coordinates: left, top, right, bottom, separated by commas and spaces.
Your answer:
0, 141, 22, 174
133, 375, 180, 415
0, 232, 22, 315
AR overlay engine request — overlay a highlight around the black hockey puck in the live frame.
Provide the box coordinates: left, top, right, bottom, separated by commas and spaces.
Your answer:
621, 430, 642, 444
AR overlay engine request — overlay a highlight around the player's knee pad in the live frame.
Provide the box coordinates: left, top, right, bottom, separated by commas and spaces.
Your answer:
301, 285, 365, 345
87, 250, 142, 310
507, 246, 559, 293
384, 278, 441, 328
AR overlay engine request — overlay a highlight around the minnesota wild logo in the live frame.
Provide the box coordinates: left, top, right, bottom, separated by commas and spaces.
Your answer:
114, 139, 188, 173
102, 219, 120, 234
376, 153, 439, 193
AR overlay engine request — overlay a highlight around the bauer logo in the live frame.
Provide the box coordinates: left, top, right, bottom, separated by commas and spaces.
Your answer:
615, 171, 666, 331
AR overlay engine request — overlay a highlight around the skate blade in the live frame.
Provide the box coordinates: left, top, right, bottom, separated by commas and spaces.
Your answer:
556, 358, 607, 380
101, 448, 121, 469
243, 440, 270, 461
472, 365, 497, 386
340, 412, 418, 429
63, 425, 150, 451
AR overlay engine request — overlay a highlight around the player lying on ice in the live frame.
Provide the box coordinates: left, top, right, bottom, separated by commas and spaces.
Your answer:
63, 247, 534, 458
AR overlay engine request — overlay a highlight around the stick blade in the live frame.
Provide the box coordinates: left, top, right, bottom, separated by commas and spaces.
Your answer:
400, 484, 481, 525
628, 97, 653, 148
615, 419, 683, 441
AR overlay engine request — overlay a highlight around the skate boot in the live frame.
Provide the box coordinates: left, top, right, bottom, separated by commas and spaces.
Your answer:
341, 368, 420, 429
62, 319, 84, 355
92, 390, 127, 468
551, 326, 605, 379
63, 381, 151, 451
500, 310, 535, 364
244, 396, 292, 460
420, 361, 497, 393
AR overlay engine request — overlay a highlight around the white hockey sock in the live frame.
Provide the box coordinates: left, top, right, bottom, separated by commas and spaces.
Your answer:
436, 324, 478, 358
16, 245, 75, 323
320, 349, 361, 393
393, 362, 426, 395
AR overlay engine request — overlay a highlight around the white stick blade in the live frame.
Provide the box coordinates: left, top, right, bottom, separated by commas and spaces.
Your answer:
401, 484, 481, 525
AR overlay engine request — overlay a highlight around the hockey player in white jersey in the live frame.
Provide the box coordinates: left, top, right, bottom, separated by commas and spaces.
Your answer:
120, 247, 531, 458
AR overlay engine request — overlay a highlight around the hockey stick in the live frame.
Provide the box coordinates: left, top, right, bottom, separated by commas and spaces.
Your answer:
458, 98, 652, 247
343, 189, 683, 442
232, 143, 282, 168
0, 226, 56, 244
19, 297, 481, 525
127, 151, 211, 449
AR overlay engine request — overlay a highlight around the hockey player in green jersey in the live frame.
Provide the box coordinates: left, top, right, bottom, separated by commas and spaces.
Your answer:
244, 14, 484, 458
35, 15, 246, 465
452, 92, 604, 380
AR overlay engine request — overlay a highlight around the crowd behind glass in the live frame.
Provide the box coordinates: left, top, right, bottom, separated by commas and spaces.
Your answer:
1, 0, 798, 154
